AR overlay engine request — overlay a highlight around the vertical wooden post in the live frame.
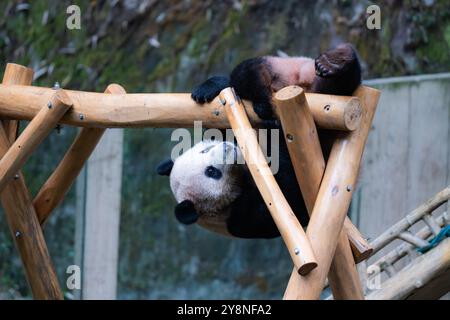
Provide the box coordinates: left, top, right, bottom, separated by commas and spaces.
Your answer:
274, 86, 364, 300
0, 63, 63, 299
34, 84, 126, 224
283, 86, 380, 299
220, 87, 317, 275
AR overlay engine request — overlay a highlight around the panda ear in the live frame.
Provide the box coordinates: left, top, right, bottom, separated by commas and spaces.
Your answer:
175, 200, 199, 225
156, 159, 174, 176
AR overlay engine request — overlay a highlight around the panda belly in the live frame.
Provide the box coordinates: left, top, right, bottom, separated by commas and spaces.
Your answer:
266, 56, 315, 91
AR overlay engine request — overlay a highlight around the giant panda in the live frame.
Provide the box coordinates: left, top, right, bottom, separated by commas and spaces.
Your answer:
157, 43, 362, 238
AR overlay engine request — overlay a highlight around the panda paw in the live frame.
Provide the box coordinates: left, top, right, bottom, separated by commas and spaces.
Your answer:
315, 43, 357, 78
191, 76, 230, 104
315, 55, 341, 78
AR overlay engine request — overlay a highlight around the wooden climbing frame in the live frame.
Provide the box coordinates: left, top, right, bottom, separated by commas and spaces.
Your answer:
0, 62, 380, 300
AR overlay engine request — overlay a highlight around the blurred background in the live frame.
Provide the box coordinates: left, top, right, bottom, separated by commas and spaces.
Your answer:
0, 0, 449, 299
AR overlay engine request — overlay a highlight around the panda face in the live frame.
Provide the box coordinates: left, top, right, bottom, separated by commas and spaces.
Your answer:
170, 140, 244, 216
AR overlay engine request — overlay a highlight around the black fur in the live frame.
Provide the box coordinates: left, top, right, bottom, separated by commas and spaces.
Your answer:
191, 76, 229, 104
156, 159, 174, 176
175, 200, 199, 225
180, 43, 362, 239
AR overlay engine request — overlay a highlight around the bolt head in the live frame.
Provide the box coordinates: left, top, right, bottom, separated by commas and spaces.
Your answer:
294, 248, 300, 255
15, 231, 21, 238
79, 114, 84, 120
47, 102, 52, 109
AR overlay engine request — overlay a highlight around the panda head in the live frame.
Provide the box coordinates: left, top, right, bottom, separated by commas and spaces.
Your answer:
157, 140, 244, 233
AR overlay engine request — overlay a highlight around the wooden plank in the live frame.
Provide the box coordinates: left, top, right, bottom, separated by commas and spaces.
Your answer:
0, 84, 360, 131
283, 86, 380, 299
220, 87, 317, 276
0, 90, 72, 193
80, 127, 124, 299
34, 84, 126, 225
274, 86, 363, 300
0, 63, 63, 299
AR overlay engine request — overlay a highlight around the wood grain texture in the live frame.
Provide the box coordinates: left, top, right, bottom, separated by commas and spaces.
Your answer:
220, 87, 317, 276
0, 84, 360, 131
0, 90, 72, 193
1, 64, 33, 142
283, 86, 380, 299
34, 84, 126, 224
0, 63, 63, 300
274, 86, 363, 300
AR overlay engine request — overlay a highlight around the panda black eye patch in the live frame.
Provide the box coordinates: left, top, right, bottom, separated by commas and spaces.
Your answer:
205, 166, 222, 179
200, 145, 214, 154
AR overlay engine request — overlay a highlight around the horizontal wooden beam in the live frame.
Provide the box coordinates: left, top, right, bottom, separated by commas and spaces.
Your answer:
0, 84, 361, 131
0, 90, 73, 193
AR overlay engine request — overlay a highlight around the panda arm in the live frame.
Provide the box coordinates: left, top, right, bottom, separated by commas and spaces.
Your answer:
191, 76, 230, 104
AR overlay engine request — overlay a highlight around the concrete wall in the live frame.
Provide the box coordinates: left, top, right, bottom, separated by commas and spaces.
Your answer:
354, 73, 450, 244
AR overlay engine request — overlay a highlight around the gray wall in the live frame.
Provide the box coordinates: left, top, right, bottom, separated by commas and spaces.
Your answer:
354, 73, 450, 244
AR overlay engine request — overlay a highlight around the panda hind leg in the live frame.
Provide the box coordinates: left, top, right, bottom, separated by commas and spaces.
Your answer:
312, 43, 362, 95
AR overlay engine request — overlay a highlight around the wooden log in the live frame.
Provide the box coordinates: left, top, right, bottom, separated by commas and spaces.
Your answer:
274, 85, 372, 262
274, 85, 363, 300
344, 219, 373, 263
369, 213, 447, 276
0, 84, 361, 131
422, 214, 441, 236
219, 87, 317, 275
283, 86, 380, 299
34, 84, 126, 224
370, 186, 450, 254
397, 231, 430, 248
1, 64, 33, 142
0, 63, 63, 299
367, 238, 450, 300
0, 90, 73, 193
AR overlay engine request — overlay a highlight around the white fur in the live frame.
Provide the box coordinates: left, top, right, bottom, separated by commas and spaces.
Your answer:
170, 140, 244, 218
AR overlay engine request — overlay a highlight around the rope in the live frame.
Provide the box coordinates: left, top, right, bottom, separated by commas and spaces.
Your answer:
417, 225, 450, 254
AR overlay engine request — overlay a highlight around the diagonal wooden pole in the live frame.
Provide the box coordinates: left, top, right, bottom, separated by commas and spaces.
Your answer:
274, 85, 364, 300
219, 87, 317, 276
34, 84, 126, 225
0, 90, 73, 193
0, 63, 63, 299
283, 86, 380, 299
